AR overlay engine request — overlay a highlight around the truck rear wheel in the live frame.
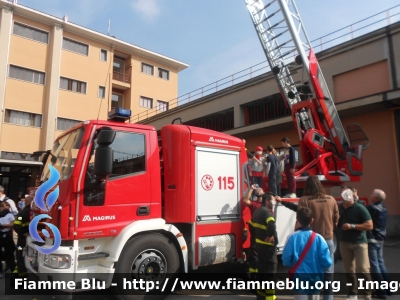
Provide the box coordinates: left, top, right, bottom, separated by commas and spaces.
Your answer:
114, 233, 180, 300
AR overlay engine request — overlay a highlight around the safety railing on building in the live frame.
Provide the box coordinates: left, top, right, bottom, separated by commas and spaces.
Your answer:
130, 4, 400, 123
113, 71, 131, 83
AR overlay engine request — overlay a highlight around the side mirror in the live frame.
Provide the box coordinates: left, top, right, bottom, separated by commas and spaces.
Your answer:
97, 126, 116, 145
94, 127, 116, 180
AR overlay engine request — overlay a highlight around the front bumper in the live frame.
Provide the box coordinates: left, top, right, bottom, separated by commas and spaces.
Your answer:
25, 236, 115, 292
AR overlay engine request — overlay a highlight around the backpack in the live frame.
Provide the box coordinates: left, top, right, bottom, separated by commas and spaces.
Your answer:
0, 196, 10, 203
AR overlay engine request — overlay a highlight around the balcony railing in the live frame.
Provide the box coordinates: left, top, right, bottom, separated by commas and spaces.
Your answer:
113, 71, 130, 83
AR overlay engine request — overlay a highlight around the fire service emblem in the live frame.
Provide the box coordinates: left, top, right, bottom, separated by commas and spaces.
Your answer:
201, 174, 214, 191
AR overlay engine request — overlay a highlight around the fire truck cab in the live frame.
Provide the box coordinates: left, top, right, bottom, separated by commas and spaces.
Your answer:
25, 109, 250, 294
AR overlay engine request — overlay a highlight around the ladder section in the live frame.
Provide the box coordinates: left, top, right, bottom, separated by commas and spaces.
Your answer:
244, 0, 350, 156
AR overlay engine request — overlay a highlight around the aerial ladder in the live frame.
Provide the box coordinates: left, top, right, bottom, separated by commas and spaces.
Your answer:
244, 0, 370, 184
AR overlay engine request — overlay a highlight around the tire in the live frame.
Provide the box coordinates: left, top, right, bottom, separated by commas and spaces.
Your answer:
114, 233, 180, 300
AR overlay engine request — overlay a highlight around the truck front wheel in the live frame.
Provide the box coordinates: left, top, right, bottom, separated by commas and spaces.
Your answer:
114, 233, 180, 300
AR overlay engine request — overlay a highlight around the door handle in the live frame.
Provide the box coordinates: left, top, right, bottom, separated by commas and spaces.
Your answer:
137, 206, 150, 216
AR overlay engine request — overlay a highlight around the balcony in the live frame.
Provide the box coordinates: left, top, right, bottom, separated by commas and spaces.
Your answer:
113, 71, 130, 83
112, 71, 131, 90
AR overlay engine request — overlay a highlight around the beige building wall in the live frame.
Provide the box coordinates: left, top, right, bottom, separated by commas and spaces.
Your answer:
0, 1, 187, 145
319, 34, 395, 95
333, 60, 391, 103
58, 30, 112, 122
0, 0, 187, 199
130, 54, 180, 121
343, 110, 400, 215
0, 6, 13, 139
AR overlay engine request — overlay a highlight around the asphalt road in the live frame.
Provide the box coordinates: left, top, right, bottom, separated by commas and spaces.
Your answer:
2, 239, 400, 300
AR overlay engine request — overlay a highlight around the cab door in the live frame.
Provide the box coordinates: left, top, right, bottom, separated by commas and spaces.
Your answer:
77, 127, 158, 238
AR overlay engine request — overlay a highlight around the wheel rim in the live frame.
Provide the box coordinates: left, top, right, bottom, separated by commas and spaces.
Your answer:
131, 249, 167, 281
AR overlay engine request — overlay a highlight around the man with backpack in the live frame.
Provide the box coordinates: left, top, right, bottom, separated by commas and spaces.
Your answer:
0, 185, 18, 216
0, 201, 16, 278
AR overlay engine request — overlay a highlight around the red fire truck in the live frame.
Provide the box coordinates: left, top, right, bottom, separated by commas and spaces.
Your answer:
26, 117, 252, 297
25, 0, 370, 298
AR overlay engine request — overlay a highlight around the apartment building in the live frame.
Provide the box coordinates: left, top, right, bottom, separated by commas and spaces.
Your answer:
0, 0, 188, 199
139, 21, 400, 236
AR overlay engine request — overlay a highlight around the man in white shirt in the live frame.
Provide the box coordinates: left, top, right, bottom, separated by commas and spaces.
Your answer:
0, 185, 18, 216
0, 201, 16, 278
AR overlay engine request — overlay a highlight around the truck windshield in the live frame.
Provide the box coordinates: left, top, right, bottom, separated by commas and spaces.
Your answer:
40, 128, 85, 182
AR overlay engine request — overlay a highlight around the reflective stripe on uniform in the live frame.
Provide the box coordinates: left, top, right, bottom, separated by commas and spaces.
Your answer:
250, 217, 274, 230
251, 222, 267, 230
14, 220, 29, 227
257, 289, 276, 300
255, 238, 274, 246
266, 216, 275, 223
249, 267, 258, 273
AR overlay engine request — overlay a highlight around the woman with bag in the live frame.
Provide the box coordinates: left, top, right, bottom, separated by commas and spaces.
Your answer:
282, 207, 332, 300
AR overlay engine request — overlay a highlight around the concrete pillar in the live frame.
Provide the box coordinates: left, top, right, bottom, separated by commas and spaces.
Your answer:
41, 23, 63, 150
234, 103, 244, 128
0, 6, 13, 150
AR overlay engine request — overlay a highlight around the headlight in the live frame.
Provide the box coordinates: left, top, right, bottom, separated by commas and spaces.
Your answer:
43, 254, 71, 269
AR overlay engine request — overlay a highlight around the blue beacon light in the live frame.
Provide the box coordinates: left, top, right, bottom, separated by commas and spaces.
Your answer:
108, 108, 131, 122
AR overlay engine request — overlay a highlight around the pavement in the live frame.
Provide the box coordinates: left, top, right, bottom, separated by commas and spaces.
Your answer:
1, 238, 400, 300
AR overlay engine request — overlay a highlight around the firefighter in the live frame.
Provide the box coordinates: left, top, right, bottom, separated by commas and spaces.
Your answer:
13, 195, 33, 278
251, 192, 278, 300
0, 201, 16, 278
243, 184, 265, 279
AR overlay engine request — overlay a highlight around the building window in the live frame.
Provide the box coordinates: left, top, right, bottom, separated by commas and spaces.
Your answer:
21, 168, 32, 173
243, 94, 290, 126
112, 93, 123, 109
98, 86, 106, 98
184, 109, 235, 132
57, 117, 80, 131
4, 109, 42, 127
142, 63, 154, 75
100, 49, 107, 61
8, 65, 45, 85
13, 22, 48, 44
158, 68, 169, 80
1, 151, 39, 162
140, 96, 153, 109
113, 58, 125, 73
157, 100, 169, 112
59, 77, 87, 94
62, 38, 88, 56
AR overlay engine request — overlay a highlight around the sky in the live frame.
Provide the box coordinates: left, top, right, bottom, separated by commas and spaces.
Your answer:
17, 0, 400, 100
